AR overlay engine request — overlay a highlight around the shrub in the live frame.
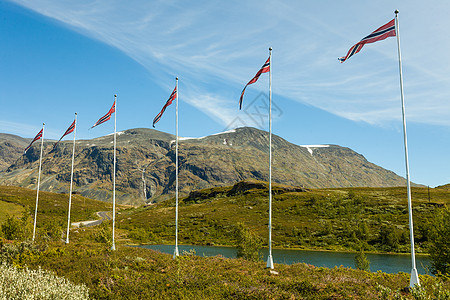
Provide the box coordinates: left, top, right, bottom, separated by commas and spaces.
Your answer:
0, 240, 43, 265
40, 220, 63, 242
1, 215, 21, 240
128, 227, 150, 242
93, 222, 112, 245
234, 223, 262, 262
355, 248, 370, 271
1, 207, 35, 241
0, 262, 89, 299
378, 225, 400, 252
428, 207, 450, 275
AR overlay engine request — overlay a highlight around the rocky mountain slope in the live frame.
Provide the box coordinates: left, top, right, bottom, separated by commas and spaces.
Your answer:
0, 127, 408, 205
0, 133, 30, 170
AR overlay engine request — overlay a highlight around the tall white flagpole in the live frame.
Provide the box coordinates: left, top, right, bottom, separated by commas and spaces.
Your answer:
395, 10, 419, 288
65, 113, 77, 244
266, 47, 274, 269
111, 94, 117, 251
174, 77, 179, 259
32, 123, 45, 242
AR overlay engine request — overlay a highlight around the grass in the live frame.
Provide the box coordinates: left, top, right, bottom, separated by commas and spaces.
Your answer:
2, 182, 448, 254
0, 183, 450, 299
0, 185, 113, 225
117, 181, 450, 254
1, 239, 449, 299
0, 185, 115, 242
0, 200, 24, 224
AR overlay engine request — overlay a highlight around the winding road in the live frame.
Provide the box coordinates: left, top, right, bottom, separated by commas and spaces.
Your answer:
71, 211, 111, 228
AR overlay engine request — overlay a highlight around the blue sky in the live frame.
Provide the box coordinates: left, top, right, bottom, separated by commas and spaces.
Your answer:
1, 0, 450, 187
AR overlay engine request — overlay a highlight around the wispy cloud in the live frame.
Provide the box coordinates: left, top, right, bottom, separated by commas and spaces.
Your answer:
0, 120, 59, 139
10, 0, 450, 127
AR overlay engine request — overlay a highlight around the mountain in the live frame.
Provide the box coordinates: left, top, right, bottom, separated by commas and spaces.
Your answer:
435, 183, 450, 190
0, 133, 30, 170
0, 127, 408, 205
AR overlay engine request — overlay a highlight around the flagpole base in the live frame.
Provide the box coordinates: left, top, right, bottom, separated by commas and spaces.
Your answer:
409, 268, 420, 288
266, 254, 274, 269
111, 243, 116, 251
173, 246, 179, 259
65, 238, 69, 244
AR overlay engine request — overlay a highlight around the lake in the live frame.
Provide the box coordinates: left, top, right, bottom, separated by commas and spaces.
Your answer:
137, 244, 431, 275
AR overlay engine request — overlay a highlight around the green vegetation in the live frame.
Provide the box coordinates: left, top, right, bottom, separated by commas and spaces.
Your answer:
355, 248, 370, 272
118, 180, 450, 255
0, 200, 23, 224
0, 186, 112, 223
428, 207, 450, 275
1, 207, 32, 240
0, 185, 112, 241
0, 184, 450, 298
0, 239, 449, 299
234, 222, 263, 262
0, 262, 89, 299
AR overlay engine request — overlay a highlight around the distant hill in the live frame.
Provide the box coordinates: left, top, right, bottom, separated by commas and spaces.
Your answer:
435, 183, 450, 190
0, 127, 408, 205
119, 180, 449, 253
0, 133, 30, 170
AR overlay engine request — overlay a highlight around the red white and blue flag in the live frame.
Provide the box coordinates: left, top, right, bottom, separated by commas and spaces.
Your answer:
339, 19, 396, 63
153, 85, 177, 127
24, 129, 43, 154
54, 119, 76, 148
91, 101, 115, 129
239, 57, 270, 110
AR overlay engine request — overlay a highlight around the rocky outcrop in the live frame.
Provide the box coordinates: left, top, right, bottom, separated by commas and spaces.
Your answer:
0, 127, 408, 205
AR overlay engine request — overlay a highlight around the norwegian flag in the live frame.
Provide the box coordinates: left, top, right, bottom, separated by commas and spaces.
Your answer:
153, 85, 177, 127
239, 57, 270, 110
24, 129, 43, 154
339, 19, 396, 63
54, 119, 76, 148
91, 101, 115, 129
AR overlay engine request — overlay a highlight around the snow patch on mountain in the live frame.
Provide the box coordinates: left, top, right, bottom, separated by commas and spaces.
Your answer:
301, 145, 330, 155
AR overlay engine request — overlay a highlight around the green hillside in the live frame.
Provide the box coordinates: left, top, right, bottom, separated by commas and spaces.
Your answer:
1, 182, 447, 254
0, 184, 449, 298
118, 180, 449, 254
0, 185, 112, 231
0, 199, 24, 224
2, 241, 447, 300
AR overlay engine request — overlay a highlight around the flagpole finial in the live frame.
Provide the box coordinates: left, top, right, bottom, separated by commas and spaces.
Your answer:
395, 9, 399, 15
43, 122, 45, 126
114, 94, 117, 98
176, 77, 178, 80
75, 112, 77, 115
269, 47, 272, 51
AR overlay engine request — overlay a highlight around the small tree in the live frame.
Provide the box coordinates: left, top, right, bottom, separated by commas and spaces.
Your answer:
20, 206, 34, 240
379, 225, 399, 252
428, 207, 450, 275
355, 248, 370, 271
94, 222, 112, 245
1, 215, 22, 240
234, 223, 262, 262
41, 220, 63, 242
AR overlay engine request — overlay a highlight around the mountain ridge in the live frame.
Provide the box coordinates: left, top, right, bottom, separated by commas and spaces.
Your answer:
0, 127, 410, 205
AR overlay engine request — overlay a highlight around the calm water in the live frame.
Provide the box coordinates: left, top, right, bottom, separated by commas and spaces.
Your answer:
137, 244, 431, 275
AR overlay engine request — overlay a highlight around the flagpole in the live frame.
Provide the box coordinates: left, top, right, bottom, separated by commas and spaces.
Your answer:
32, 123, 44, 242
395, 10, 419, 288
174, 77, 179, 259
266, 47, 274, 269
111, 95, 117, 251
65, 113, 77, 244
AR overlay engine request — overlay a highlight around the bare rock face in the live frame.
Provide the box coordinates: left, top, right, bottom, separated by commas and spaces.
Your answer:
0, 127, 407, 205
0, 133, 31, 170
